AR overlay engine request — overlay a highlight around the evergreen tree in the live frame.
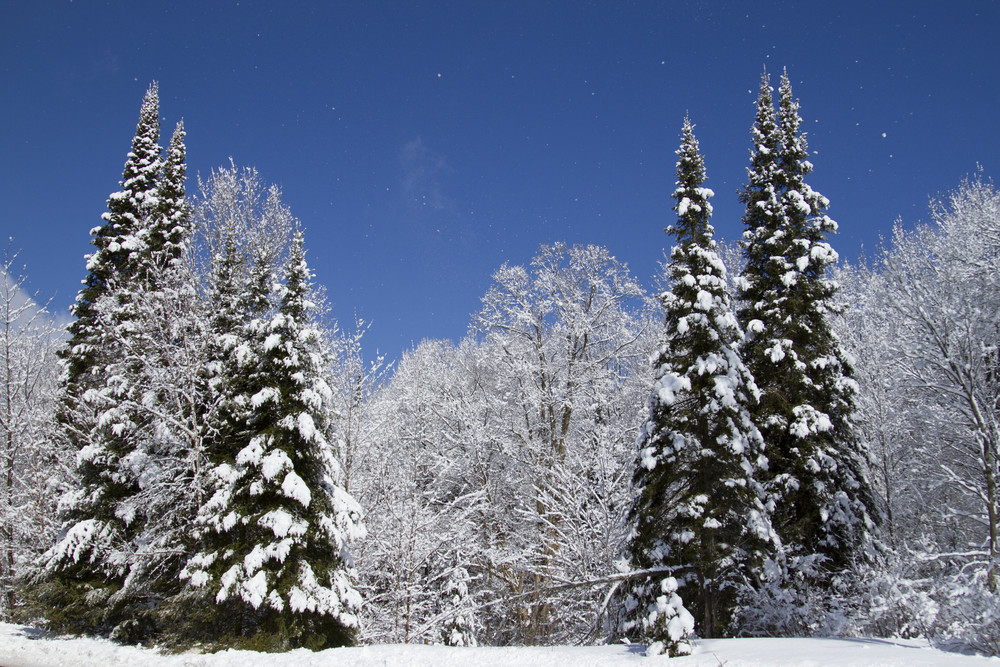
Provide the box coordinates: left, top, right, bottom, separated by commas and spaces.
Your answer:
141, 120, 191, 285
623, 117, 773, 647
114, 121, 200, 639
437, 558, 478, 647
197, 222, 249, 474
735, 72, 876, 604
182, 231, 364, 651
38, 83, 164, 636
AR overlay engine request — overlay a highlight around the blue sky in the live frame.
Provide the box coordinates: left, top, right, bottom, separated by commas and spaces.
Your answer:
2, 1, 997, 359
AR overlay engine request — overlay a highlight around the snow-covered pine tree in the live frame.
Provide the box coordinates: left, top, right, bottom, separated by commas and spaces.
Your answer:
436, 557, 478, 647
37, 83, 165, 636
182, 230, 364, 651
622, 117, 772, 648
140, 120, 191, 286
735, 71, 877, 616
174, 169, 302, 648
166, 236, 268, 646
106, 117, 202, 639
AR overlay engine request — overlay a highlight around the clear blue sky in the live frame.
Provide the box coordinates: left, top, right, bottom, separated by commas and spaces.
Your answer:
2, 1, 997, 360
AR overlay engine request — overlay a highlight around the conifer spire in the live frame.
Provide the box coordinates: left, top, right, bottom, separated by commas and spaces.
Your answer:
143, 119, 190, 282
103, 81, 163, 278
63, 82, 162, 389
623, 117, 772, 647
735, 72, 877, 623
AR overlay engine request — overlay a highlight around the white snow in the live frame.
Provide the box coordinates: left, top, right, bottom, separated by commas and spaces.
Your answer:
264, 332, 282, 351
677, 196, 695, 216
282, 470, 312, 507
259, 508, 306, 538
640, 446, 658, 471
260, 449, 292, 481
250, 386, 279, 408
297, 412, 317, 442
655, 373, 692, 406
236, 436, 266, 467
2, 624, 993, 667
694, 289, 714, 311
241, 570, 269, 609
712, 376, 737, 408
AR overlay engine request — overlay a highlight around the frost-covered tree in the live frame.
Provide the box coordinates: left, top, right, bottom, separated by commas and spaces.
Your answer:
833, 262, 919, 550
623, 118, 772, 648
351, 245, 651, 646
472, 243, 650, 644
829, 177, 1000, 653
827, 260, 941, 641
735, 73, 876, 607
876, 178, 1000, 652
182, 230, 364, 651
329, 317, 389, 496
886, 179, 1000, 590
191, 162, 295, 288
351, 338, 487, 645
0, 247, 67, 619
353, 340, 449, 643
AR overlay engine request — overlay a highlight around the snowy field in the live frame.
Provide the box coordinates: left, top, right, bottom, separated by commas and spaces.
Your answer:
2, 624, 998, 667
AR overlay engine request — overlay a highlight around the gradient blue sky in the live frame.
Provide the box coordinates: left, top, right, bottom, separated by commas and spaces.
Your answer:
2, 1, 997, 359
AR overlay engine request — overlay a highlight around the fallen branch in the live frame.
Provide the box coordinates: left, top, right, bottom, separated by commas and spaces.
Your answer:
411, 565, 680, 640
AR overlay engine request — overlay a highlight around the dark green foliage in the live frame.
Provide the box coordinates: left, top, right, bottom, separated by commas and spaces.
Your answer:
623, 117, 772, 645
180, 231, 362, 651
142, 120, 191, 285
18, 571, 117, 636
736, 71, 876, 586
34, 83, 200, 644
160, 587, 355, 653
40, 83, 165, 639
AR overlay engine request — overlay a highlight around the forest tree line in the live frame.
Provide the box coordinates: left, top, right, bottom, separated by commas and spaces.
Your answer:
1, 74, 998, 655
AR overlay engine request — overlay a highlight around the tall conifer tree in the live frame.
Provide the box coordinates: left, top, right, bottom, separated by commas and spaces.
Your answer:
118, 115, 199, 636
182, 231, 364, 651
40, 83, 165, 636
623, 117, 772, 648
736, 72, 876, 594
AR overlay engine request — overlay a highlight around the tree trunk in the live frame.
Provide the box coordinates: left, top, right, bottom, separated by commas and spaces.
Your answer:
984, 432, 999, 593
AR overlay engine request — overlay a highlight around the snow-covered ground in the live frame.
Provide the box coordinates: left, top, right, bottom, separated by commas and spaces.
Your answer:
2, 624, 998, 667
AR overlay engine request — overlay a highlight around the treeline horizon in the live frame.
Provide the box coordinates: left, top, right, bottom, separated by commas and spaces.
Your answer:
0, 74, 998, 656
